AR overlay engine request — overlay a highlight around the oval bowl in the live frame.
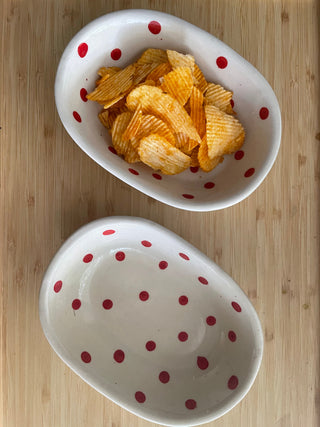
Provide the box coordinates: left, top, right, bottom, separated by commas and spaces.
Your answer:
39, 217, 263, 426
55, 9, 281, 212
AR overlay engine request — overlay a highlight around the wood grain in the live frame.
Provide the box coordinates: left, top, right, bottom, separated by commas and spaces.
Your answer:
1, 0, 319, 426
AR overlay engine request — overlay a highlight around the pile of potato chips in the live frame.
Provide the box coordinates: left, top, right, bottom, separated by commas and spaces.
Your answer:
87, 49, 245, 175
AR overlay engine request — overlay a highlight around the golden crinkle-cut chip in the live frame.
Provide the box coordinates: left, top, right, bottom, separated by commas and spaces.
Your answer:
146, 62, 172, 84
98, 110, 109, 128
198, 135, 224, 172
126, 85, 201, 145
167, 50, 195, 73
205, 105, 245, 159
190, 146, 200, 167
130, 114, 176, 150
175, 133, 199, 155
87, 64, 135, 103
205, 83, 234, 114
136, 48, 168, 65
133, 63, 158, 85
193, 64, 208, 92
103, 94, 126, 110
189, 86, 206, 138
138, 134, 191, 175
122, 106, 143, 141
161, 67, 194, 106
97, 66, 121, 77
111, 112, 140, 163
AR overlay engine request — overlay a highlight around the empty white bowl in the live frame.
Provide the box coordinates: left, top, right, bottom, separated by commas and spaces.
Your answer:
55, 9, 281, 211
39, 217, 263, 426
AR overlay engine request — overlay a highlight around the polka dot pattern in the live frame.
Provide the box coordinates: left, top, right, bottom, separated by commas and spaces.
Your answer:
113, 349, 125, 363
83, 254, 93, 263
128, 168, 139, 175
54, 280, 62, 293
228, 375, 239, 390
148, 21, 161, 34
81, 351, 91, 363
108, 146, 117, 155
232, 301, 242, 312
216, 56, 228, 69
244, 168, 255, 178
72, 299, 81, 310
228, 331, 237, 342
146, 340, 156, 351
111, 48, 122, 60
141, 240, 152, 247
152, 173, 162, 180
204, 182, 215, 189
80, 88, 88, 102
115, 251, 125, 261
182, 194, 194, 199
73, 111, 81, 122
234, 150, 244, 160
185, 399, 197, 410
103, 229, 115, 235
77, 43, 88, 58
159, 371, 170, 383
198, 276, 208, 285
197, 356, 209, 370
206, 315, 216, 326
259, 107, 269, 120
159, 261, 168, 270
102, 299, 113, 310
139, 291, 149, 301
179, 252, 189, 260
178, 331, 188, 342
179, 295, 188, 305
135, 391, 146, 403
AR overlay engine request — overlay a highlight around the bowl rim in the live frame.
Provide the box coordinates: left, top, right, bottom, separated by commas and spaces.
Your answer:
55, 9, 282, 212
39, 215, 264, 426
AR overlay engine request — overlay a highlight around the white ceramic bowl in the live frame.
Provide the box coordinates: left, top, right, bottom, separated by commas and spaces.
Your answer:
39, 217, 263, 426
55, 9, 281, 212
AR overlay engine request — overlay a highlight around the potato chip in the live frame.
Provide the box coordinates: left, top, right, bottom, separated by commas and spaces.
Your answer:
96, 73, 111, 86
175, 133, 198, 155
130, 115, 176, 150
167, 50, 195, 73
205, 105, 245, 158
204, 83, 234, 113
136, 48, 168, 65
189, 86, 206, 138
103, 94, 126, 110
111, 112, 140, 163
193, 64, 208, 92
133, 63, 158, 85
190, 147, 200, 167
98, 110, 109, 128
138, 134, 191, 175
198, 135, 224, 172
87, 64, 135, 103
161, 67, 194, 106
122, 106, 143, 141
126, 85, 201, 144
97, 66, 121, 77
146, 62, 172, 83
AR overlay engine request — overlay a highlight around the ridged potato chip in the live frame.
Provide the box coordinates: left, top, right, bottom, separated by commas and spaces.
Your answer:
130, 114, 176, 150
189, 86, 206, 138
133, 63, 158, 85
190, 146, 200, 167
97, 66, 121, 77
193, 64, 208, 92
98, 110, 109, 128
198, 135, 224, 172
136, 48, 168, 65
111, 112, 140, 163
103, 94, 125, 110
126, 85, 201, 145
138, 134, 191, 175
161, 67, 194, 106
146, 62, 172, 84
175, 133, 198, 155
205, 83, 234, 113
167, 50, 195, 73
87, 64, 135, 103
205, 105, 245, 158
122, 106, 143, 141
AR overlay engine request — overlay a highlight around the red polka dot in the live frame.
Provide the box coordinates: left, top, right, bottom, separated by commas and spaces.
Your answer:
146, 340, 156, 351
113, 349, 125, 363
228, 331, 237, 342
234, 150, 244, 160
72, 299, 81, 310
185, 399, 197, 410
198, 276, 208, 285
230, 99, 234, 108
228, 375, 239, 390
152, 173, 162, 180
148, 21, 161, 34
129, 168, 139, 175
179, 295, 188, 305
216, 56, 228, 69
73, 111, 81, 122
259, 107, 269, 120
83, 254, 93, 263
204, 182, 215, 189
179, 252, 189, 260
80, 88, 88, 102
159, 371, 170, 383
206, 316, 216, 326
110, 48, 122, 60
139, 291, 149, 301
103, 229, 115, 235
244, 168, 255, 178
78, 43, 88, 58
197, 356, 209, 370
190, 166, 199, 173
159, 261, 168, 270
108, 146, 117, 155
178, 331, 188, 342
102, 299, 113, 310
141, 240, 152, 247
115, 251, 125, 261
232, 301, 242, 312
182, 194, 194, 199
81, 351, 91, 363
54, 280, 62, 293
135, 391, 146, 403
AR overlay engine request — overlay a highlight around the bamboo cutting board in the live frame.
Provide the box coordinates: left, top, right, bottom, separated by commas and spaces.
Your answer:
0, 1, 319, 426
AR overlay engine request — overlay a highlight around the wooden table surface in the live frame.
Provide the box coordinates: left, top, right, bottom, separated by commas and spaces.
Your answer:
1, 0, 319, 426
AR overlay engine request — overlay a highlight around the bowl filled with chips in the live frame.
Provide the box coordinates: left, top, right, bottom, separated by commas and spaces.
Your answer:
55, 9, 281, 211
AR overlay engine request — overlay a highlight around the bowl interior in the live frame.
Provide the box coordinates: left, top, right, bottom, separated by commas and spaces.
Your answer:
55, 10, 281, 211
40, 217, 263, 426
